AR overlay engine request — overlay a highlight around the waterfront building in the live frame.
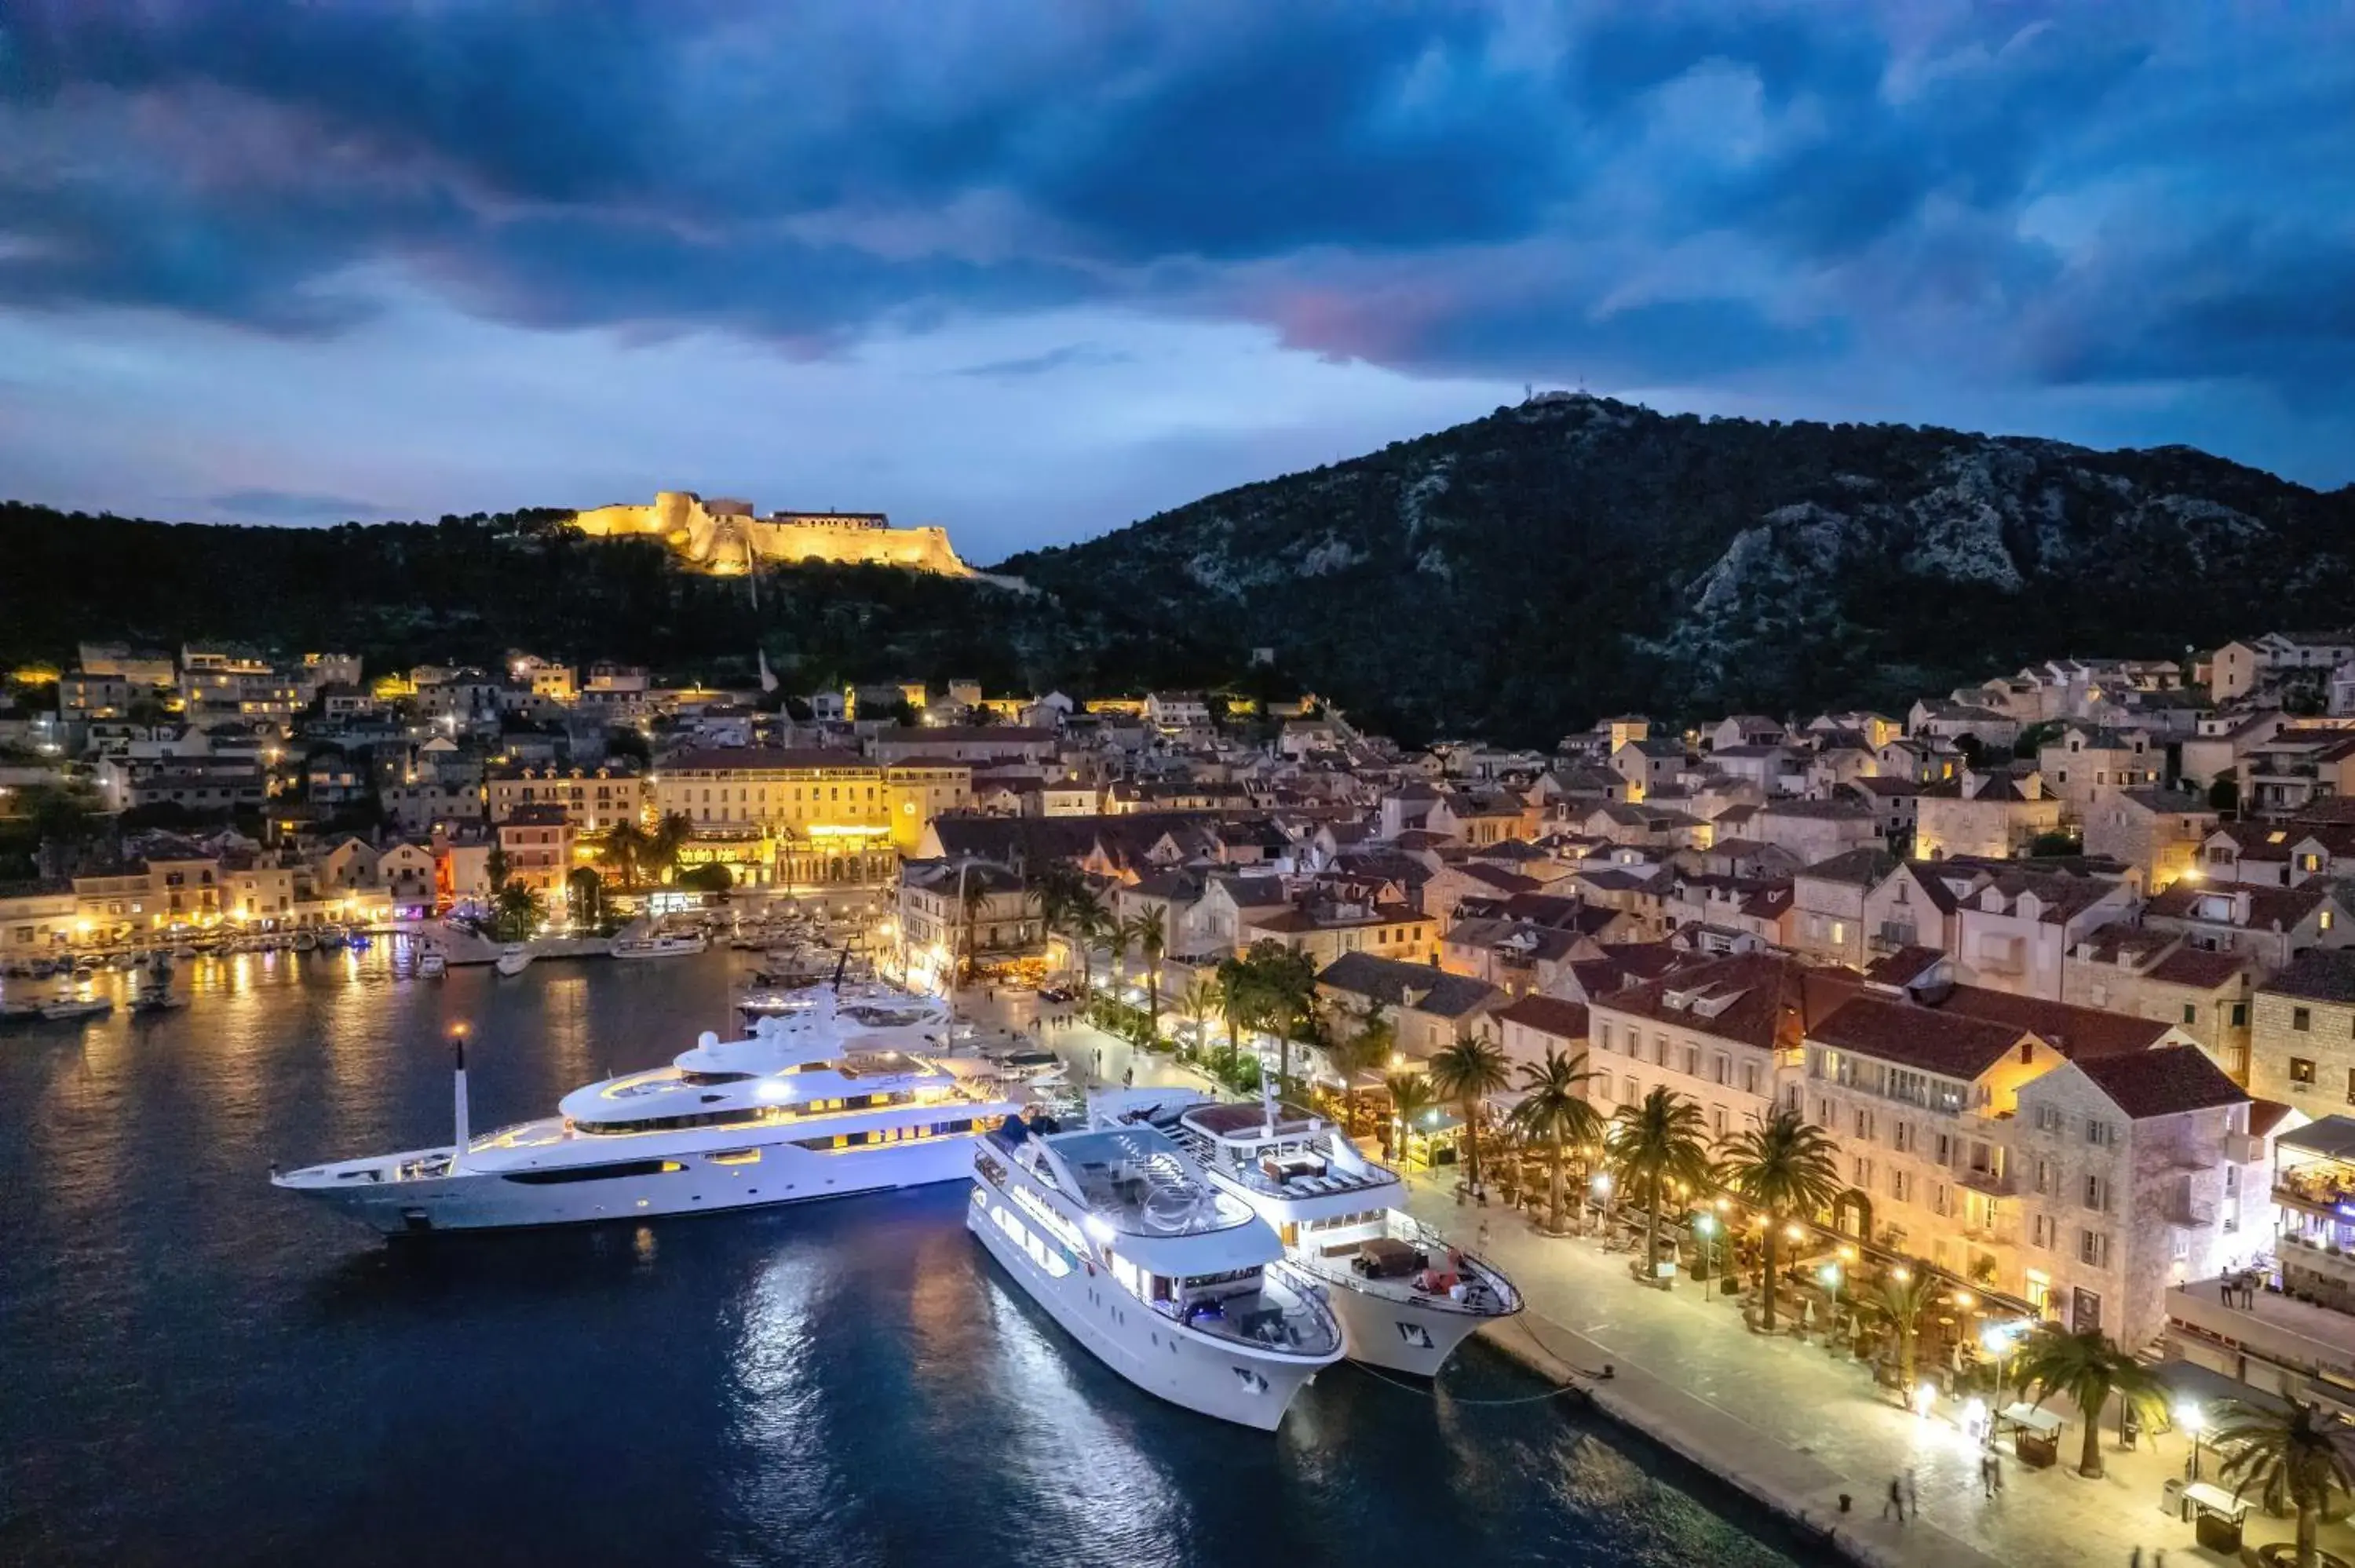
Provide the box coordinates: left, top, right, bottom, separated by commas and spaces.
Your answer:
652, 746, 968, 888
487, 763, 651, 833
495, 804, 575, 909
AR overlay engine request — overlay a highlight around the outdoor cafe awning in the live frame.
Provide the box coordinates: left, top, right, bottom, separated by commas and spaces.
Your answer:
2152, 1358, 2291, 1420
2182, 1482, 2251, 1522
2280, 1115, 2355, 1162
1995, 1402, 2064, 1438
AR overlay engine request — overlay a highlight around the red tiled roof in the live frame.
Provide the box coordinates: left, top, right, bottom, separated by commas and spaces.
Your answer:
2074, 1045, 2247, 1121
2145, 948, 2252, 990
1931, 985, 2170, 1060
1495, 995, 1590, 1041
1810, 995, 2028, 1079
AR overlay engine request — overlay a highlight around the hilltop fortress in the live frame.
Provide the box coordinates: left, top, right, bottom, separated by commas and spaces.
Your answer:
567, 491, 973, 577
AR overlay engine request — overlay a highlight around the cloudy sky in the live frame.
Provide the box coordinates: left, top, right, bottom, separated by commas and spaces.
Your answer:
3, 2, 2350, 564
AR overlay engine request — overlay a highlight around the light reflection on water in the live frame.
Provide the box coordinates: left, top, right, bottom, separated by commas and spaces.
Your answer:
0, 949, 1804, 1568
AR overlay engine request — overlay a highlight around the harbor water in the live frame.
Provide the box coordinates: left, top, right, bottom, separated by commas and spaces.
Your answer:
0, 947, 1808, 1567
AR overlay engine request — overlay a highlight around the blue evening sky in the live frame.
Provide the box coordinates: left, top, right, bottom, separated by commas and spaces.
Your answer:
2, 2, 2349, 564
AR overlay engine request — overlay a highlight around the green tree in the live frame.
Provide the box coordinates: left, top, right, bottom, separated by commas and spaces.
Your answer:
2213, 1396, 2355, 1568
2208, 775, 2240, 815
1608, 1086, 1715, 1285
1506, 1047, 1603, 1235
1176, 977, 1221, 1061
597, 821, 649, 890
1863, 1261, 1940, 1396
486, 841, 510, 895
1384, 1072, 1437, 1165
1321, 998, 1396, 1137
491, 881, 544, 943
1426, 1034, 1512, 1198
646, 811, 694, 884
1717, 1107, 1844, 1330
2011, 1325, 2166, 1479
566, 865, 603, 927
958, 864, 991, 984
1240, 939, 1318, 1099
1060, 888, 1108, 993
1132, 906, 1167, 1037
1214, 953, 1258, 1076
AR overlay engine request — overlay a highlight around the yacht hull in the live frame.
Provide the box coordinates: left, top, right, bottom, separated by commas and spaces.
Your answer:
1316, 1274, 1498, 1377
966, 1187, 1325, 1431
279, 1132, 981, 1237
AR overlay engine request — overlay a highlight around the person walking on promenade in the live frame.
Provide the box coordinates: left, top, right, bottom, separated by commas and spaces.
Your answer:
1882, 1476, 1906, 1522
1980, 1455, 2002, 1498
1905, 1469, 1919, 1518
2130, 1548, 2143, 1568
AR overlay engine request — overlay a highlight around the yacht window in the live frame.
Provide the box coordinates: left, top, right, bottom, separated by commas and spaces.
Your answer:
502, 1158, 686, 1185
708, 1149, 762, 1165
681, 1070, 755, 1086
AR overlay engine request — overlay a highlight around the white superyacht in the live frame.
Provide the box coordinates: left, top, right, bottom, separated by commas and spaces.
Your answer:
274, 984, 1024, 1237
1097, 1088, 1521, 1376
968, 1113, 1343, 1430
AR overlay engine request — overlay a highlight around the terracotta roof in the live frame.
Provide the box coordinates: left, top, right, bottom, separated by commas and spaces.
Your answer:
2248, 1098, 2296, 1139
1810, 995, 2029, 1078
1316, 953, 1501, 1018
1495, 995, 1590, 1041
2262, 948, 2355, 1005
1800, 847, 1900, 886
1930, 985, 2170, 1060
1596, 952, 1858, 1053
1863, 945, 1945, 987
2074, 1045, 2248, 1121
2144, 948, 2252, 990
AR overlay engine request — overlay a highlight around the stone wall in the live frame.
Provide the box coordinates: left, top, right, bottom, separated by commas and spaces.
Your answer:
569, 490, 974, 577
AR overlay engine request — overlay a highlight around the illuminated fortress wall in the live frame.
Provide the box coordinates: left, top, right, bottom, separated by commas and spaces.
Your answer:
568, 490, 973, 576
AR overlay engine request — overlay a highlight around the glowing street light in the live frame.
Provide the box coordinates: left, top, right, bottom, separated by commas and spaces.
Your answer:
1913, 1381, 1937, 1419
2178, 1398, 2207, 1482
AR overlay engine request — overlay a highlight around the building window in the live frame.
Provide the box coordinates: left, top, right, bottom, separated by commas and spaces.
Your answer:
1742, 1063, 1760, 1097
2084, 1173, 2109, 1212
2032, 1215, 2054, 1249
2079, 1230, 2110, 1268
2035, 1103, 2063, 1133
1891, 1169, 1911, 1202
2085, 1118, 2116, 1147
2182, 1004, 2198, 1026
2232, 1002, 2249, 1026
2295, 1007, 2314, 1032
2292, 1057, 2318, 1088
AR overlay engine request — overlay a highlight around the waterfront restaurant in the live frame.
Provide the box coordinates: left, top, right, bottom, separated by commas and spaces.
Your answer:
2272, 1115, 2355, 1311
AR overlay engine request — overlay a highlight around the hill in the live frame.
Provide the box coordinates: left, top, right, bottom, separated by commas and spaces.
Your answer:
1001, 394, 2355, 742
0, 505, 1228, 700
9, 397, 2351, 742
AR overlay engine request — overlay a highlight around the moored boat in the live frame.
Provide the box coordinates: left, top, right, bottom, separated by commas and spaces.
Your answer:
967, 1112, 1343, 1429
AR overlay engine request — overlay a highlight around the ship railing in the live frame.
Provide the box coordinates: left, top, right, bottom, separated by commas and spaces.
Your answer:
1174, 1263, 1342, 1357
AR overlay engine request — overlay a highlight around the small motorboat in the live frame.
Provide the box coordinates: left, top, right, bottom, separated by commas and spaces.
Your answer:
130, 991, 184, 1014
292, 930, 318, 953
41, 996, 114, 1023
416, 949, 448, 978
495, 943, 533, 977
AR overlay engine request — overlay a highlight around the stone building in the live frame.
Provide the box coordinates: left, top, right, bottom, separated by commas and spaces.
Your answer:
568, 491, 973, 577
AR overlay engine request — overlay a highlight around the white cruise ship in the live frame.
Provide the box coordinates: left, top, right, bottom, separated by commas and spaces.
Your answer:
968, 1114, 1344, 1430
1097, 1089, 1520, 1376
274, 985, 1023, 1237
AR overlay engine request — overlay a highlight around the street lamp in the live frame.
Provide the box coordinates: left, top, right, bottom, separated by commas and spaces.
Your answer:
1819, 1261, 1842, 1338
2178, 1398, 2206, 1482
1694, 1212, 1718, 1280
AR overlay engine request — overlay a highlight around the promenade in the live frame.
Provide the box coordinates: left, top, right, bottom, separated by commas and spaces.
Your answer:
977, 991, 2353, 1568
1404, 1173, 2355, 1568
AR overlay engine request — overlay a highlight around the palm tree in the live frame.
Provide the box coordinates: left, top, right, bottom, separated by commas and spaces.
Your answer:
1322, 998, 1395, 1136
2010, 1324, 2166, 1479
1243, 941, 1318, 1099
597, 822, 649, 890
1862, 1261, 1940, 1397
646, 811, 694, 885
1133, 906, 1167, 1038
2214, 1396, 2355, 1568
957, 862, 991, 985
1177, 978, 1221, 1062
1060, 889, 1107, 992
491, 881, 545, 943
565, 865, 603, 928
1506, 1047, 1602, 1235
1214, 953, 1258, 1076
1385, 1072, 1437, 1166
1608, 1086, 1715, 1285
1426, 1034, 1513, 1200
1717, 1107, 1844, 1331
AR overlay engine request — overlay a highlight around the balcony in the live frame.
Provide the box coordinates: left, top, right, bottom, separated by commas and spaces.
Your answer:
1959, 1166, 2017, 1198
2224, 1132, 2266, 1164
2167, 1194, 2218, 1228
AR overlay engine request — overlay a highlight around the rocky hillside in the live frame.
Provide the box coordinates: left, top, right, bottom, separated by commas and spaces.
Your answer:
1002, 395, 2355, 744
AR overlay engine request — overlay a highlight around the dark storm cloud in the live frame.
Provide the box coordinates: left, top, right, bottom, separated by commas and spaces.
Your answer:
2, 2, 2352, 420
